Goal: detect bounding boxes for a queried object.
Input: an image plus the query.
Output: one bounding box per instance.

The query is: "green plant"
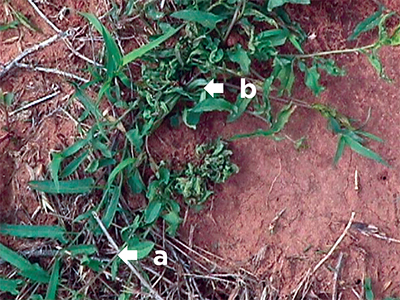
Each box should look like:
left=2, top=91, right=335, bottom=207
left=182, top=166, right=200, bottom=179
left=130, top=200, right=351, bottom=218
left=2, top=0, right=399, bottom=298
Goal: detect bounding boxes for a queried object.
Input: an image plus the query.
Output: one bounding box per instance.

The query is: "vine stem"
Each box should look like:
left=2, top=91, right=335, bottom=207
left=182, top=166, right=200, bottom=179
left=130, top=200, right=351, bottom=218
left=282, top=43, right=376, bottom=59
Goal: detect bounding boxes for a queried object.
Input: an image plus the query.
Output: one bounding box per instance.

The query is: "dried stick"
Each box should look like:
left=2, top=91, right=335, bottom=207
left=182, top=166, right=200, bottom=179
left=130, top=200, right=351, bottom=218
left=16, top=62, right=89, bottom=83
left=26, top=0, right=61, bottom=33
left=0, top=33, right=63, bottom=79
left=292, top=212, right=355, bottom=300
left=10, top=91, right=60, bottom=116
left=91, top=212, right=164, bottom=300
left=332, top=252, right=344, bottom=300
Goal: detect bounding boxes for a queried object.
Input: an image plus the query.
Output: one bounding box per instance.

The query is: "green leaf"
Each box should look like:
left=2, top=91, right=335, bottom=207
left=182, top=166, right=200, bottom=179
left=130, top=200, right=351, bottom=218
left=349, top=6, right=384, bottom=40
left=60, top=150, right=89, bottom=178
left=72, top=83, right=103, bottom=121
left=232, top=103, right=296, bottom=139
left=299, top=62, right=325, bottom=96
left=50, top=152, right=64, bottom=192
left=63, top=245, right=98, bottom=257
left=182, top=108, right=201, bottom=129
left=262, top=75, right=275, bottom=124
left=80, top=13, right=122, bottom=74
left=343, top=135, right=388, bottom=166
left=0, top=224, right=68, bottom=243
left=162, top=210, right=182, bottom=236
left=364, top=278, right=374, bottom=300
left=0, top=20, right=19, bottom=31
left=127, top=238, right=155, bottom=260
left=267, top=0, right=310, bottom=11
left=4, top=92, right=15, bottom=106
left=365, top=49, right=389, bottom=80
left=190, top=98, right=237, bottom=114
left=122, top=26, right=182, bottom=66
left=316, top=58, right=346, bottom=77
left=128, top=169, right=145, bottom=194
left=227, top=95, right=253, bottom=122
left=271, top=103, right=297, bottom=132
left=0, top=243, right=49, bottom=283
left=106, top=158, right=136, bottom=189
left=29, top=178, right=95, bottom=194
left=228, top=44, right=251, bottom=75
left=334, top=135, right=346, bottom=164
left=145, top=200, right=163, bottom=224
left=62, top=139, right=89, bottom=157
left=45, top=259, right=61, bottom=300
left=273, top=57, right=295, bottom=96
left=13, top=11, right=42, bottom=33
left=0, top=277, right=23, bottom=295
left=102, top=184, right=122, bottom=229
left=171, top=10, right=225, bottom=29
left=126, top=128, right=143, bottom=152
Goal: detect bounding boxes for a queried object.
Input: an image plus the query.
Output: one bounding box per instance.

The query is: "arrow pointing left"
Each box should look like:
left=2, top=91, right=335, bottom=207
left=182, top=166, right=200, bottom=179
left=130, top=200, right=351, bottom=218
left=204, top=79, right=224, bottom=97
left=118, top=246, right=138, bottom=265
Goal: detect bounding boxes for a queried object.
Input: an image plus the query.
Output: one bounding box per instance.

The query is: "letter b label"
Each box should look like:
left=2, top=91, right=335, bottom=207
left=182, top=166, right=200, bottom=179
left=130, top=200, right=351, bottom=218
left=240, top=78, right=256, bottom=99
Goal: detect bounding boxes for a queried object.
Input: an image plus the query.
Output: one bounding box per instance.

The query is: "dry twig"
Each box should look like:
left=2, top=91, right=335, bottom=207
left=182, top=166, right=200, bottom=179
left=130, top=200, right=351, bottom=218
left=292, top=212, right=355, bottom=300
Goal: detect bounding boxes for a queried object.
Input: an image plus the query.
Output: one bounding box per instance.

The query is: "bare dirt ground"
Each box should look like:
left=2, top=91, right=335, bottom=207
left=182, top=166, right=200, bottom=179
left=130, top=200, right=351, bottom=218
left=2, top=0, right=400, bottom=299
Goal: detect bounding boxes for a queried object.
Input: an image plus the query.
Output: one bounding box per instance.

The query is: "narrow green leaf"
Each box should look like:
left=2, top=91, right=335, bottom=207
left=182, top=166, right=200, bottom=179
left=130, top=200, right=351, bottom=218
left=80, top=13, right=122, bottom=73
left=63, top=245, right=98, bottom=257
left=102, top=184, right=122, bottom=228
left=171, top=10, right=225, bottom=29
left=267, top=0, right=310, bottom=11
left=349, top=6, right=384, bottom=40
left=0, top=243, right=49, bottom=283
left=343, top=135, right=388, bottom=166
left=106, top=158, right=136, bottom=188
left=0, top=277, right=23, bottom=295
left=29, top=178, right=95, bottom=194
left=364, top=278, right=374, bottom=300
left=190, top=98, right=237, bottom=114
left=72, top=83, right=103, bottom=120
left=13, top=11, right=42, bottom=32
left=61, top=139, right=89, bottom=157
left=334, top=135, right=346, bottom=164
left=0, top=224, right=68, bottom=244
left=356, top=130, right=383, bottom=142
left=122, top=26, right=182, bottom=66
left=60, top=150, right=89, bottom=178
left=262, top=75, right=275, bottom=124
left=45, top=259, right=61, bottom=300
left=0, top=20, right=19, bottom=31
left=50, top=153, right=63, bottom=192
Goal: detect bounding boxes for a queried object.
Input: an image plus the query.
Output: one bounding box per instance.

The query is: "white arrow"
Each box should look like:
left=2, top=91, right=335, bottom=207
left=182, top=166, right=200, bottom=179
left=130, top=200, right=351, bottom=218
left=204, top=79, right=224, bottom=97
left=118, top=246, right=138, bottom=265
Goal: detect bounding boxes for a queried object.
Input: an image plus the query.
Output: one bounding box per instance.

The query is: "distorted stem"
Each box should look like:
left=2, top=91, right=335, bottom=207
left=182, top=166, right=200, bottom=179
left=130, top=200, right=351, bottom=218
left=282, top=43, right=376, bottom=59
left=223, top=0, right=242, bottom=43
left=224, top=82, right=312, bottom=108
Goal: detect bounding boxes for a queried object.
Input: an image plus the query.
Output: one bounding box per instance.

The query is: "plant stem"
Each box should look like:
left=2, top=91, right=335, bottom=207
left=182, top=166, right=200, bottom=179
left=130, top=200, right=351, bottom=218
left=282, top=43, right=376, bottom=59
